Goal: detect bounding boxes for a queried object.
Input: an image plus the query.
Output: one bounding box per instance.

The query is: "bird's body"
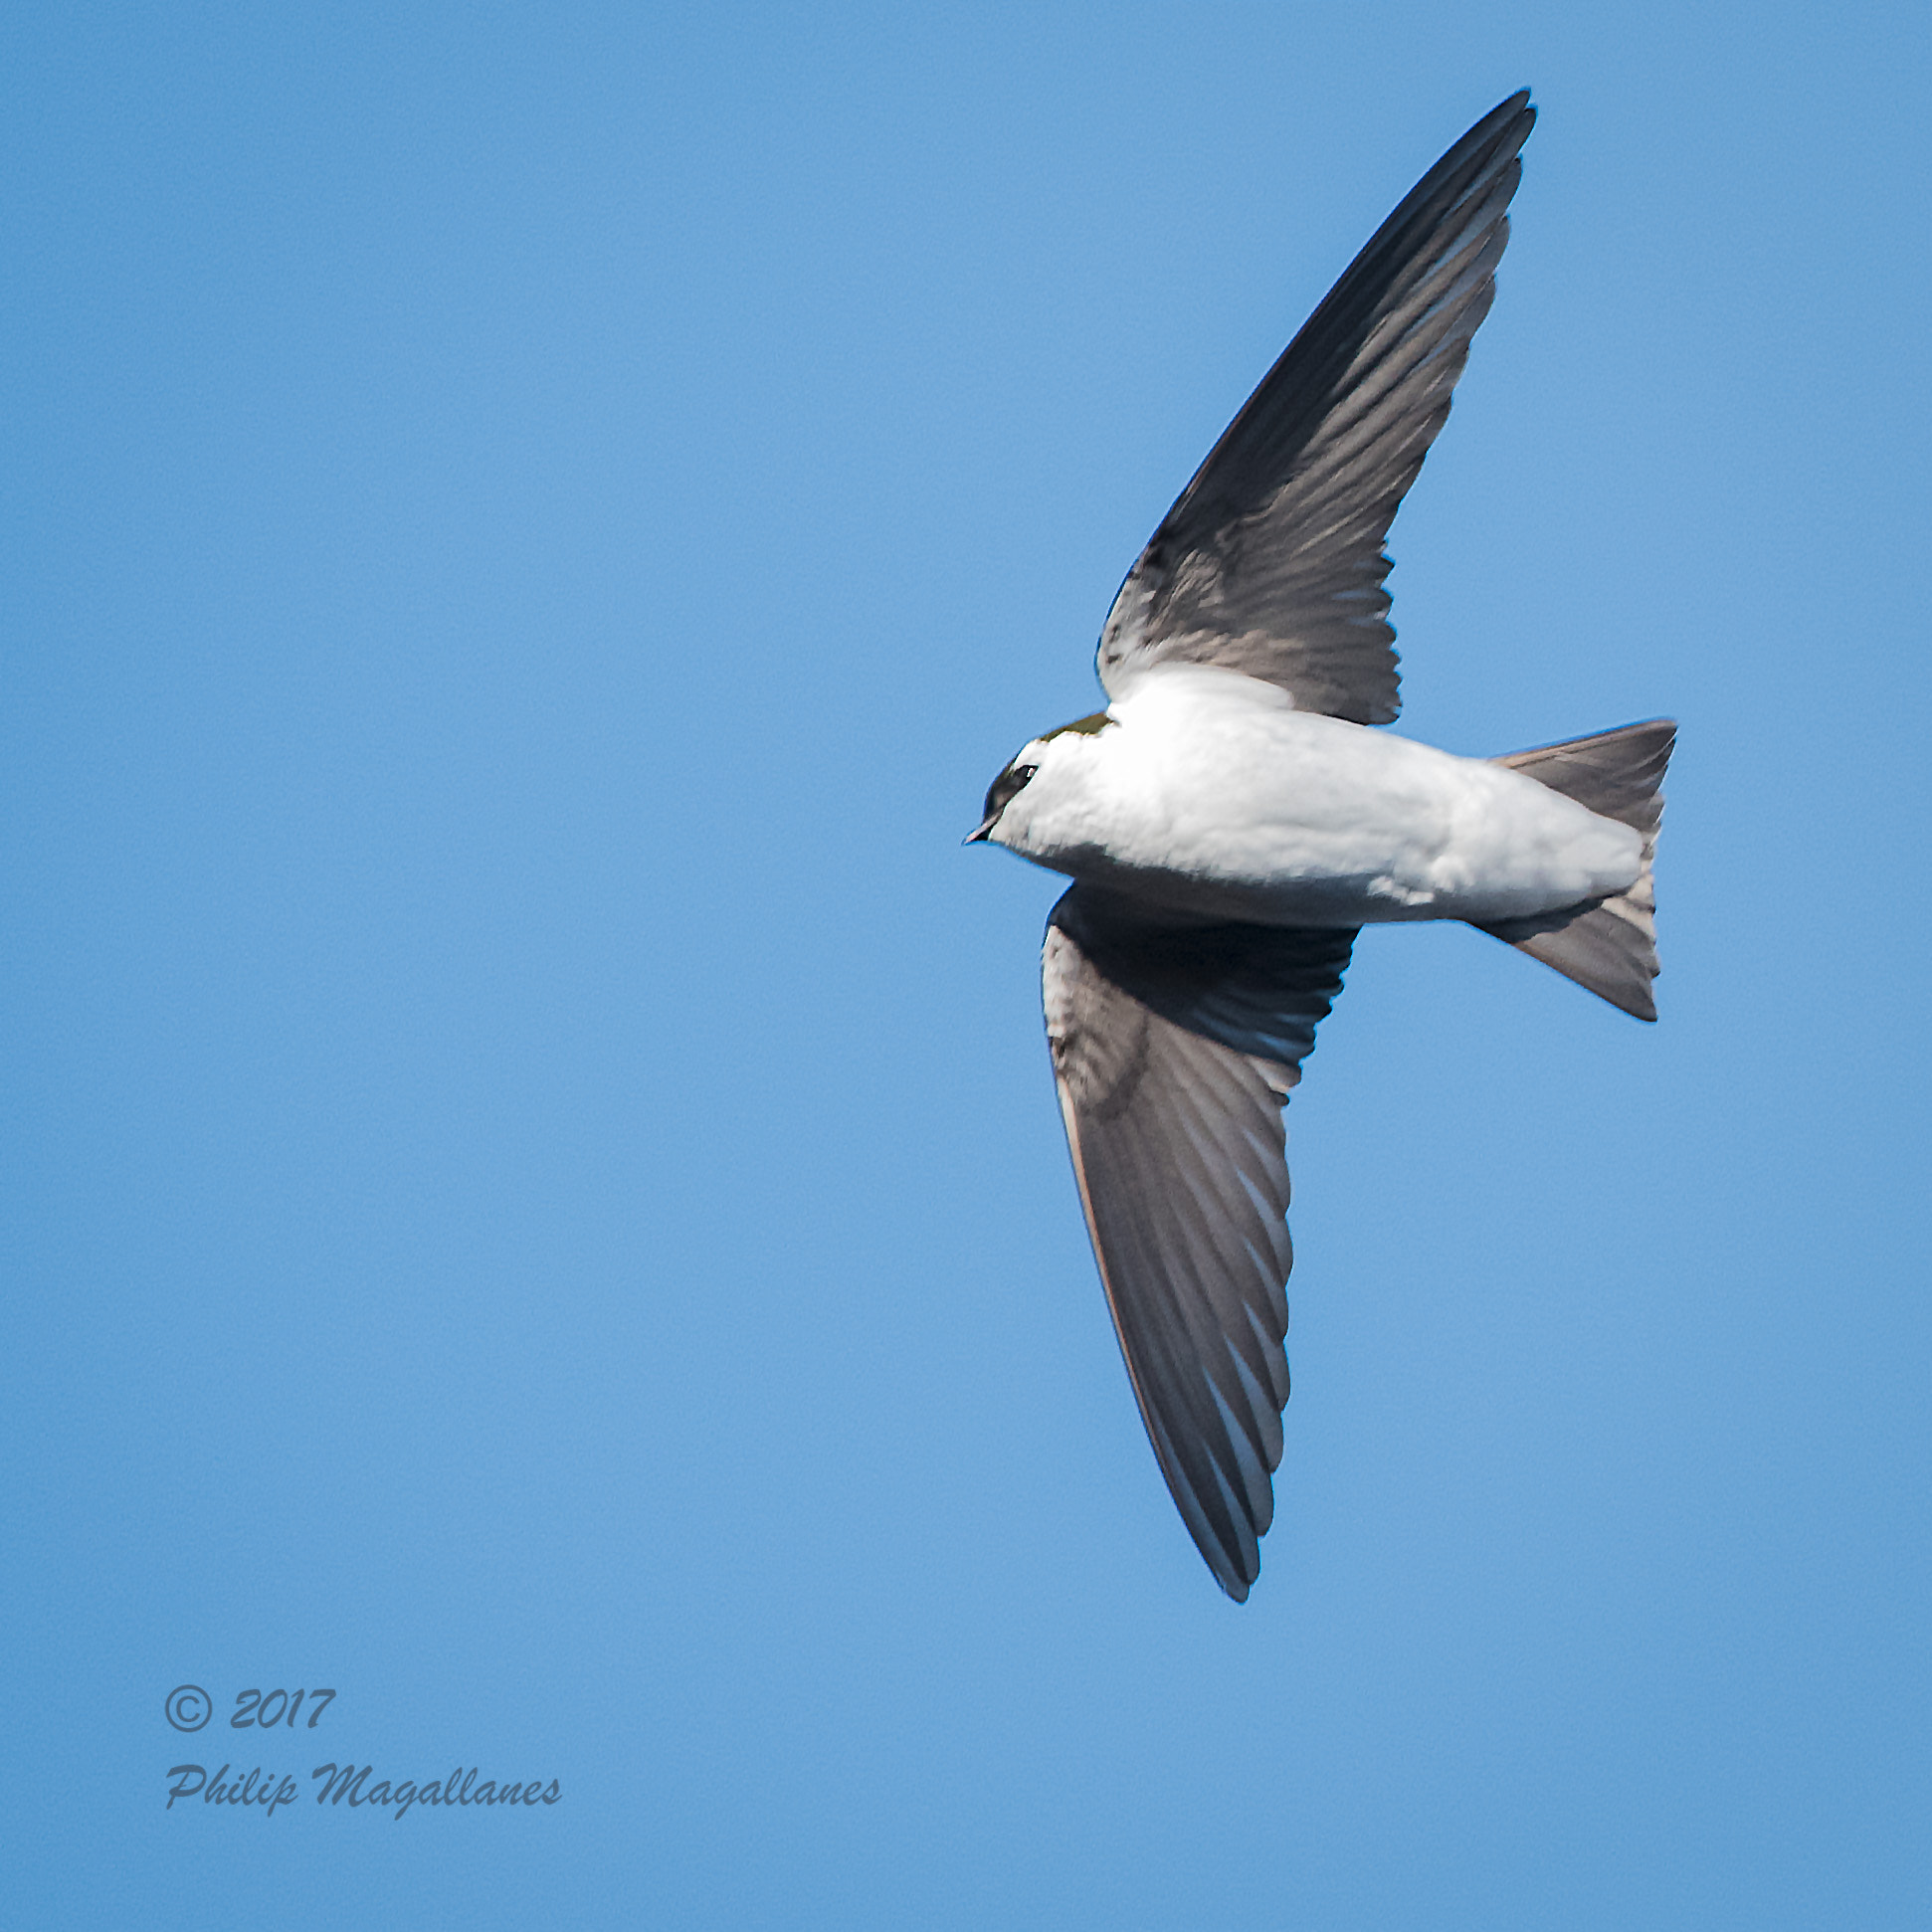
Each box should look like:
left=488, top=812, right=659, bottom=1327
left=969, top=92, right=1673, bottom=1601
left=989, top=664, right=1645, bottom=929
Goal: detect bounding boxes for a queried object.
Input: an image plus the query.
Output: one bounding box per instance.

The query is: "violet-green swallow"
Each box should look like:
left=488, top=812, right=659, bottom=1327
left=969, top=93, right=1672, bottom=1601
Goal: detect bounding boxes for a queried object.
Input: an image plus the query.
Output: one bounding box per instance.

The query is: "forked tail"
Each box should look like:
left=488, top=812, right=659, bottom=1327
left=1476, top=720, right=1677, bottom=1021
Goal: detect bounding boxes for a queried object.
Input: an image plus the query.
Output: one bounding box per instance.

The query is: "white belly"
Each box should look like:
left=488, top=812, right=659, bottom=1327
left=1005, top=668, right=1643, bottom=926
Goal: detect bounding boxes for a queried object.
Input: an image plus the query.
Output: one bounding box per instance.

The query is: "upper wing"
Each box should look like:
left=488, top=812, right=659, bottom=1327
left=1042, top=885, right=1355, bottom=1600
left=1097, top=92, right=1535, bottom=724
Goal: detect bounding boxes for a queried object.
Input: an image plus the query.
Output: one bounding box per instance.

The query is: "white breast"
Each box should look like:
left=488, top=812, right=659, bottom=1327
left=1000, top=666, right=1642, bottom=925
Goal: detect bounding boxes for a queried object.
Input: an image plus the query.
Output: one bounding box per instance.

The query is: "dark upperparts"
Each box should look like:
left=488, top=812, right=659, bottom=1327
left=1044, top=711, right=1113, bottom=740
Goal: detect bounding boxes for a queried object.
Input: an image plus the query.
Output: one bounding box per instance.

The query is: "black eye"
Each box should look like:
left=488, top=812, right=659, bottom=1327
left=983, top=762, right=1040, bottom=824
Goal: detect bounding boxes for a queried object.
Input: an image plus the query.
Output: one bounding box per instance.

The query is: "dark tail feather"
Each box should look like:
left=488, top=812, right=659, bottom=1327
left=1476, top=720, right=1676, bottom=1022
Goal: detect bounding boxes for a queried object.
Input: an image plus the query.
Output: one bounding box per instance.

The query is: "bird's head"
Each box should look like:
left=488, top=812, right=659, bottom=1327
left=966, top=710, right=1114, bottom=854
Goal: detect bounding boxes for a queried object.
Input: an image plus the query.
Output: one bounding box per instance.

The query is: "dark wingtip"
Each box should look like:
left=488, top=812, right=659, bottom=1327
left=1205, top=1536, right=1258, bottom=1603
left=1466, top=90, right=1535, bottom=157
left=1491, top=91, right=1536, bottom=144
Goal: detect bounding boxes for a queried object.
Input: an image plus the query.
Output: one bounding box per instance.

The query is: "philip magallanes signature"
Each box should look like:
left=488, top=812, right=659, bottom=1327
left=165, top=1762, right=562, bottom=1818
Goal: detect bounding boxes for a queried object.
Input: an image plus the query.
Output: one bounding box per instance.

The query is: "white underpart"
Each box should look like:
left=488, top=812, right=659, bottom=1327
left=992, top=665, right=1643, bottom=926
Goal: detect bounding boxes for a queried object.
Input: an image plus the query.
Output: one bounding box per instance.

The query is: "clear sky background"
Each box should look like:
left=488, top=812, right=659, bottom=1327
left=5, top=3, right=1929, bottom=1927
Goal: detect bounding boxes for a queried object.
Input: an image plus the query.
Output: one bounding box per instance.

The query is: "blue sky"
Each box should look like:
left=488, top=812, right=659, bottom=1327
left=4, top=3, right=1929, bottom=1926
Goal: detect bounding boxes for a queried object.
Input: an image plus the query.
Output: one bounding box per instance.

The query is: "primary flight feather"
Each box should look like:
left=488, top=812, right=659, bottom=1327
left=969, top=92, right=1673, bottom=1601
